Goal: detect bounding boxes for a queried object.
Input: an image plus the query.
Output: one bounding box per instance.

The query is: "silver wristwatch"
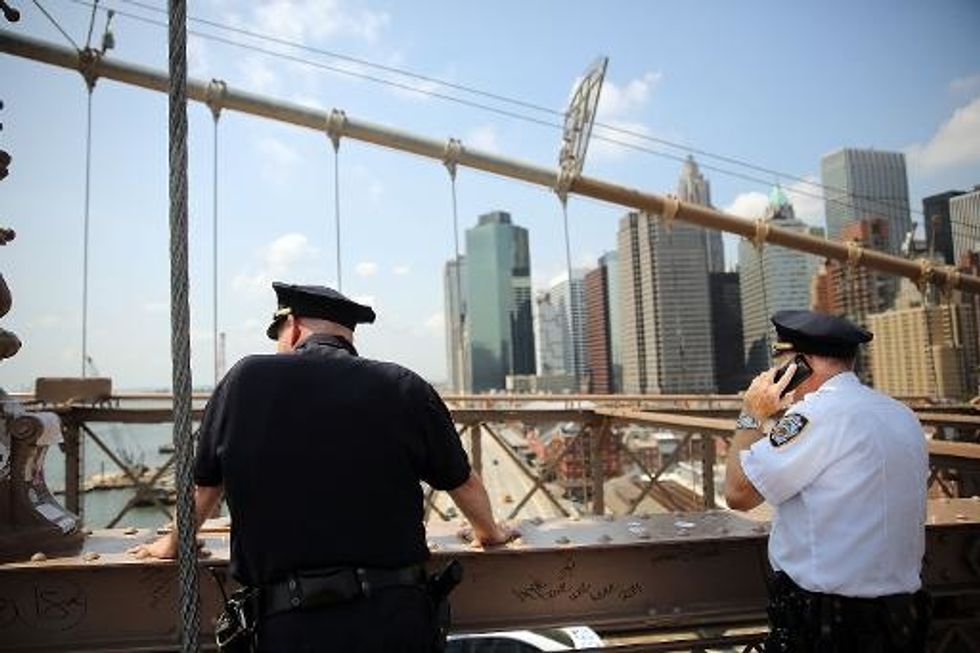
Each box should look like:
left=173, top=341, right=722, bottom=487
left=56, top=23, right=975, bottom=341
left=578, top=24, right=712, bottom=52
left=735, top=412, right=761, bottom=430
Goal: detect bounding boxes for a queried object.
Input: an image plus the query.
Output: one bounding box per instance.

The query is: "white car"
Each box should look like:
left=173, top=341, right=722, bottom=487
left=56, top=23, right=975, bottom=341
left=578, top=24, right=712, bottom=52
left=447, top=626, right=604, bottom=651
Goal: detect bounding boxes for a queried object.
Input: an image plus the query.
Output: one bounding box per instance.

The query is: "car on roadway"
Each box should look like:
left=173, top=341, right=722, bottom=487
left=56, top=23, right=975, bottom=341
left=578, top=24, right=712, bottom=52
left=447, top=626, right=604, bottom=651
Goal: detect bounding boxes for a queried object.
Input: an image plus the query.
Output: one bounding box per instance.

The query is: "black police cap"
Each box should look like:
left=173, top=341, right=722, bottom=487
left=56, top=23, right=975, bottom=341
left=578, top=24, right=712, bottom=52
left=771, top=309, right=872, bottom=358
left=266, top=282, right=376, bottom=340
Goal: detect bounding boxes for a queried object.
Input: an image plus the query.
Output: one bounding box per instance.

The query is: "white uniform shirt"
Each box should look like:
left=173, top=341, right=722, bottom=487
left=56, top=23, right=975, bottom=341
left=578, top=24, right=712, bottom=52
left=740, top=371, right=927, bottom=597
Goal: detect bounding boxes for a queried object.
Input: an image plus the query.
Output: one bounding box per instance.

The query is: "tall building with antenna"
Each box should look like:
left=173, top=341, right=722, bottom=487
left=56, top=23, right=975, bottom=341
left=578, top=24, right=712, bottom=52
left=677, top=155, right=725, bottom=272
left=617, top=210, right=715, bottom=393
left=739, top=186, right=821, bottom=375
left=465, top=211, right=535, bottom=392
left=821, top=148, right=912, bottom=255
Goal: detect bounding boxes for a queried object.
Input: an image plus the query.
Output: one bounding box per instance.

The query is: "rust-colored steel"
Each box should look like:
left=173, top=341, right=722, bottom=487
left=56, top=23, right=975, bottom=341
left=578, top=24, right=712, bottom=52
left=1, top=501, right=978, bottom=651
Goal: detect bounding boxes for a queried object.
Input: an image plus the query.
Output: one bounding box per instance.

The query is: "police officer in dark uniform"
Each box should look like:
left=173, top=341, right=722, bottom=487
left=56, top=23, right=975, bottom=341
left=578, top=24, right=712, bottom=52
left=725, top=310, right=930, bottom=652
left=136, top=282, right=514, bottom=652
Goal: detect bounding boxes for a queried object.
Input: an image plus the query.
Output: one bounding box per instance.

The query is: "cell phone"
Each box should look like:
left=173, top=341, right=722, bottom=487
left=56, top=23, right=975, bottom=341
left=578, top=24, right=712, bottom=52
left=773, top=354, right=813, bottom=397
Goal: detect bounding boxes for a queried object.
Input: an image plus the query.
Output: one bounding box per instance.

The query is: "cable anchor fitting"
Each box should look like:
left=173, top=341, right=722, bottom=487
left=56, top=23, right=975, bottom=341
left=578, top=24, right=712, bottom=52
left=78, top=47, right=102, bottom=92
left=752, top=218, right=771, bottom=251
left=205, top=79, right=227, bottom=121
left=916, top=258, right=936, bottom=292
left=660, top=194, right=680, bottom=232
left=443, top=137, right=462, bottom=181
left=325, top=109, right=347, bottom=152
left=845, top=241, right=863, bottom=268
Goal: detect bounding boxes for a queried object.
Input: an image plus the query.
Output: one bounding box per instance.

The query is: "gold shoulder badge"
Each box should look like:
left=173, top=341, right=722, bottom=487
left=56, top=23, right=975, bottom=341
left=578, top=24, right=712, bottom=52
left=770, top=413, right=809, bottom=448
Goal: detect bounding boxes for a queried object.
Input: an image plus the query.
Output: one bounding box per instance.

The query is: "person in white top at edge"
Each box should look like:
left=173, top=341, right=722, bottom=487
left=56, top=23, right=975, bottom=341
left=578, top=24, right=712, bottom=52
left=725, top=309, right=930, bottom=652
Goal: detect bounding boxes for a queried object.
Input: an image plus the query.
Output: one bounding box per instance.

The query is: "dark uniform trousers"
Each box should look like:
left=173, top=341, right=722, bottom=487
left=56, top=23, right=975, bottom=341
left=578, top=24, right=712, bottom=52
left=258, top=586, right=434, bottom=653
left=764, top=572, right=930, bottom=653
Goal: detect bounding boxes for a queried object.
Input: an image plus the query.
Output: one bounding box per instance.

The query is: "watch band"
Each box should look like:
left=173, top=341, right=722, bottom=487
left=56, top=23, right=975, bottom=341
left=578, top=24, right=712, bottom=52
left=735, top=411, right=761, bottom=430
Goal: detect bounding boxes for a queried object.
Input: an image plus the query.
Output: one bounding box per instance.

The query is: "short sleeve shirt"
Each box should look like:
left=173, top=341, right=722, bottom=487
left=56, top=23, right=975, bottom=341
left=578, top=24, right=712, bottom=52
left=740, top=372, right=927, bottom=597
left=193, top=334, right=471, bottom=585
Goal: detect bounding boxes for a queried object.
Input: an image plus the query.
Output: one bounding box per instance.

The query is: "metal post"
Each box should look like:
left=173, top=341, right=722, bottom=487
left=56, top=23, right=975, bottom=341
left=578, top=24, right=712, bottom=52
left=589, top=418, right=607, bottom=515
left=471, top=422, right=483, bottom=476
left=701, top=433, right=716, bottom=510
left=62, top=418, right=82, bottom=518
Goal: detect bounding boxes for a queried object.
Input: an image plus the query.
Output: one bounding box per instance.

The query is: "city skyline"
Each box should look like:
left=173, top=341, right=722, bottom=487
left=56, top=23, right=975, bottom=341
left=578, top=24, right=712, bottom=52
left=2, top=1, right=979, bottom=389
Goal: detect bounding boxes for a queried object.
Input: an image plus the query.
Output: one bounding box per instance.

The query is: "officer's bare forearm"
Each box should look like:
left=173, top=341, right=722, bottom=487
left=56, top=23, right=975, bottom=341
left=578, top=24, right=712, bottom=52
left=448, top=471, right=500, bottom=539
left=194, top=484, right=224, bottom=530
left=725, top=430, right=765, bottom=511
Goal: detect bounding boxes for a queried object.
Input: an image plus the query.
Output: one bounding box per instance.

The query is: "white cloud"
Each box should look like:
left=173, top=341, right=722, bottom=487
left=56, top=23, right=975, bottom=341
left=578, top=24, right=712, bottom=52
left=465, top=125, right=500, bottom=154
left=256, top=137, right=300, bottom=185
left=242, top=0, right=391, bottom=45
left=240, top=56, right=279, bottom=94
left=563, top=70, right=662, bottom=163
left=423, top=312, right=443, bottom=335
left=393, top=265, right=410, bottom=276
left=28, top=314, right=64, bottom=329
left=596, top=72, right=662, bottom=120
left=355, top=261, right=378, bottom=277
left=950, top=74, right=980, bottom=96
left=724, top=191, right=769, bottom=219
left=233, top=233, right=318, bottom=295
left=784, top=177, right=825, bottom=228
left=142, top=301, right=168, bottom=314
left=906, top=96, right=980, bottom=173
left=188, top=36, right=209, bottom=78
left=590, top=120, right=652, bottom=162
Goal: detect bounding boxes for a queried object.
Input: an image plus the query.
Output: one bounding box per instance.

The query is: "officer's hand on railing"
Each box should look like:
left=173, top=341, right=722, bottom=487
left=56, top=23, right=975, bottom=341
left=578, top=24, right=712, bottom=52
left=742, top=364, right=796, bottom=422
left=459, top=522, right=519, bottom=547
left=128, top=531, right=179, bottom=560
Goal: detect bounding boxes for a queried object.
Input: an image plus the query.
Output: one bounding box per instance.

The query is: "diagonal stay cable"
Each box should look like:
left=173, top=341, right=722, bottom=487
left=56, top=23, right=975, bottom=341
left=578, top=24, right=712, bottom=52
left=32, top=0, right=81, bottom=50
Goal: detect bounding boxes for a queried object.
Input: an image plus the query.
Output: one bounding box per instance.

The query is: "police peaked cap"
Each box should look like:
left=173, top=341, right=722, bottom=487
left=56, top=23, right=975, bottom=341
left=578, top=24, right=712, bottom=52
left=266, top=282, right=376, bottom=339
left=771, top=309, right=872, bottom=358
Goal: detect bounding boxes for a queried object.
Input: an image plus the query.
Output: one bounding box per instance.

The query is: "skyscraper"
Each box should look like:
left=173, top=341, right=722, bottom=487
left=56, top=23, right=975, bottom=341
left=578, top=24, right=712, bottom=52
left=739, top=186, right=821, bottom=375
left=465, top=211, right=535, bottom=391
left=617, top=211, right=715, bottom=393
left=443, top=255, right=467, bottom=391
left=553, top=271, right=587, bottom=382
left=709, top=272, right=746, bottom=393
left=951, top=187, right=980, bottom=266
left=677, top=155, right=725, bottom=273
left=923, top=190, right=965, bottom=265
left=821, top=148, right=912, bottom=255
left=584, top=252, right=622, bottom=394
left=535, top=289, right=566, bottom=375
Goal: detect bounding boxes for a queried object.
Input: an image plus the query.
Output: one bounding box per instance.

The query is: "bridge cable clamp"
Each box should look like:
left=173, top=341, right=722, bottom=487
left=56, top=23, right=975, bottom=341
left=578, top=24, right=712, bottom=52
left=325, top=109, right=347, bottom=151
left=204, top=79, right=227, bottom=121
left=78, top=47, right=102, bottom=91
left=845, top=241, right=863, bottom=269
left=443, top=137, right=462, bottom=181
left=752, top=218, right=771, bottom=250
left=916, top=258, right=936, bottom=292
left=661, top=194, right=680, bottom=232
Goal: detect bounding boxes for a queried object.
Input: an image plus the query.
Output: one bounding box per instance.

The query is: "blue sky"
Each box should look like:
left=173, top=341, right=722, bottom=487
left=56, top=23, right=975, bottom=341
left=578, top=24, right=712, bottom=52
left=1, top=0, right=979, bottom=390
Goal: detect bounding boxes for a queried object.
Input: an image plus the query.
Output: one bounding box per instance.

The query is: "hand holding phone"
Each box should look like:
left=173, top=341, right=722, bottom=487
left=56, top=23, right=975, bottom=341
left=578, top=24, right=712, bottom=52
left=773, top=354, right=813, bottom=398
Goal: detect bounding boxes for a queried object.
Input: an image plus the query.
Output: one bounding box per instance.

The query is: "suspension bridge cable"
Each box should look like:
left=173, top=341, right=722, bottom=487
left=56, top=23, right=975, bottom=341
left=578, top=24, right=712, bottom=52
left=69, top=0, right=930, bottom=225
left=31, top=0, right=80, bottom=50
left=332, top=141, right=342, bottom=291
left=81, top=87, right=92, bottom=377
left=166, top=0, right=201, bottom=649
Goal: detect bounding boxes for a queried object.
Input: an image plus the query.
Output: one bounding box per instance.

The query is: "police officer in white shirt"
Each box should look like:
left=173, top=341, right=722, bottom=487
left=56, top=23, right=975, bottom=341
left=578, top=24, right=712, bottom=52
left=725, top=309, right=930, bottom=652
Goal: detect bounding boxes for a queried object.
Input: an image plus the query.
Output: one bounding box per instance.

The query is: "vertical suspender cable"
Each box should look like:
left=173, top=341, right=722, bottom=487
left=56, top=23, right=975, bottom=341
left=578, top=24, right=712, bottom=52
left=449, top=170, right=467, bottom=393
left=81, top=87, right=92, bottom=377
left=167, top=1, right=200, bottom=650
left=560, top=200, right=578, bottom=390
left=332, top=141, right=342, bottom=291
left=211, top=111, right=219, bottom=385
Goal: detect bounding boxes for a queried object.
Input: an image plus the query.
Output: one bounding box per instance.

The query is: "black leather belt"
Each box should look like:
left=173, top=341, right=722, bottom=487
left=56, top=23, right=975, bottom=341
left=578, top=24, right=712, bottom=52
left=261, top=564, right=427, bottom=618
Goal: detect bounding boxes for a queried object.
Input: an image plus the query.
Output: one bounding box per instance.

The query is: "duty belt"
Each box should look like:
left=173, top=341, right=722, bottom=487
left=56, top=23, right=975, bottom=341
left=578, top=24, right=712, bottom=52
left=261, top=564, right=427, bottom=618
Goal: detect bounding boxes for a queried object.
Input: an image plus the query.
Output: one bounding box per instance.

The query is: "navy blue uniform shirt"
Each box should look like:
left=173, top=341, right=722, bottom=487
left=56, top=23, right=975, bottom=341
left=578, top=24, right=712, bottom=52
left=194, top=334, right=471, bottom=586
